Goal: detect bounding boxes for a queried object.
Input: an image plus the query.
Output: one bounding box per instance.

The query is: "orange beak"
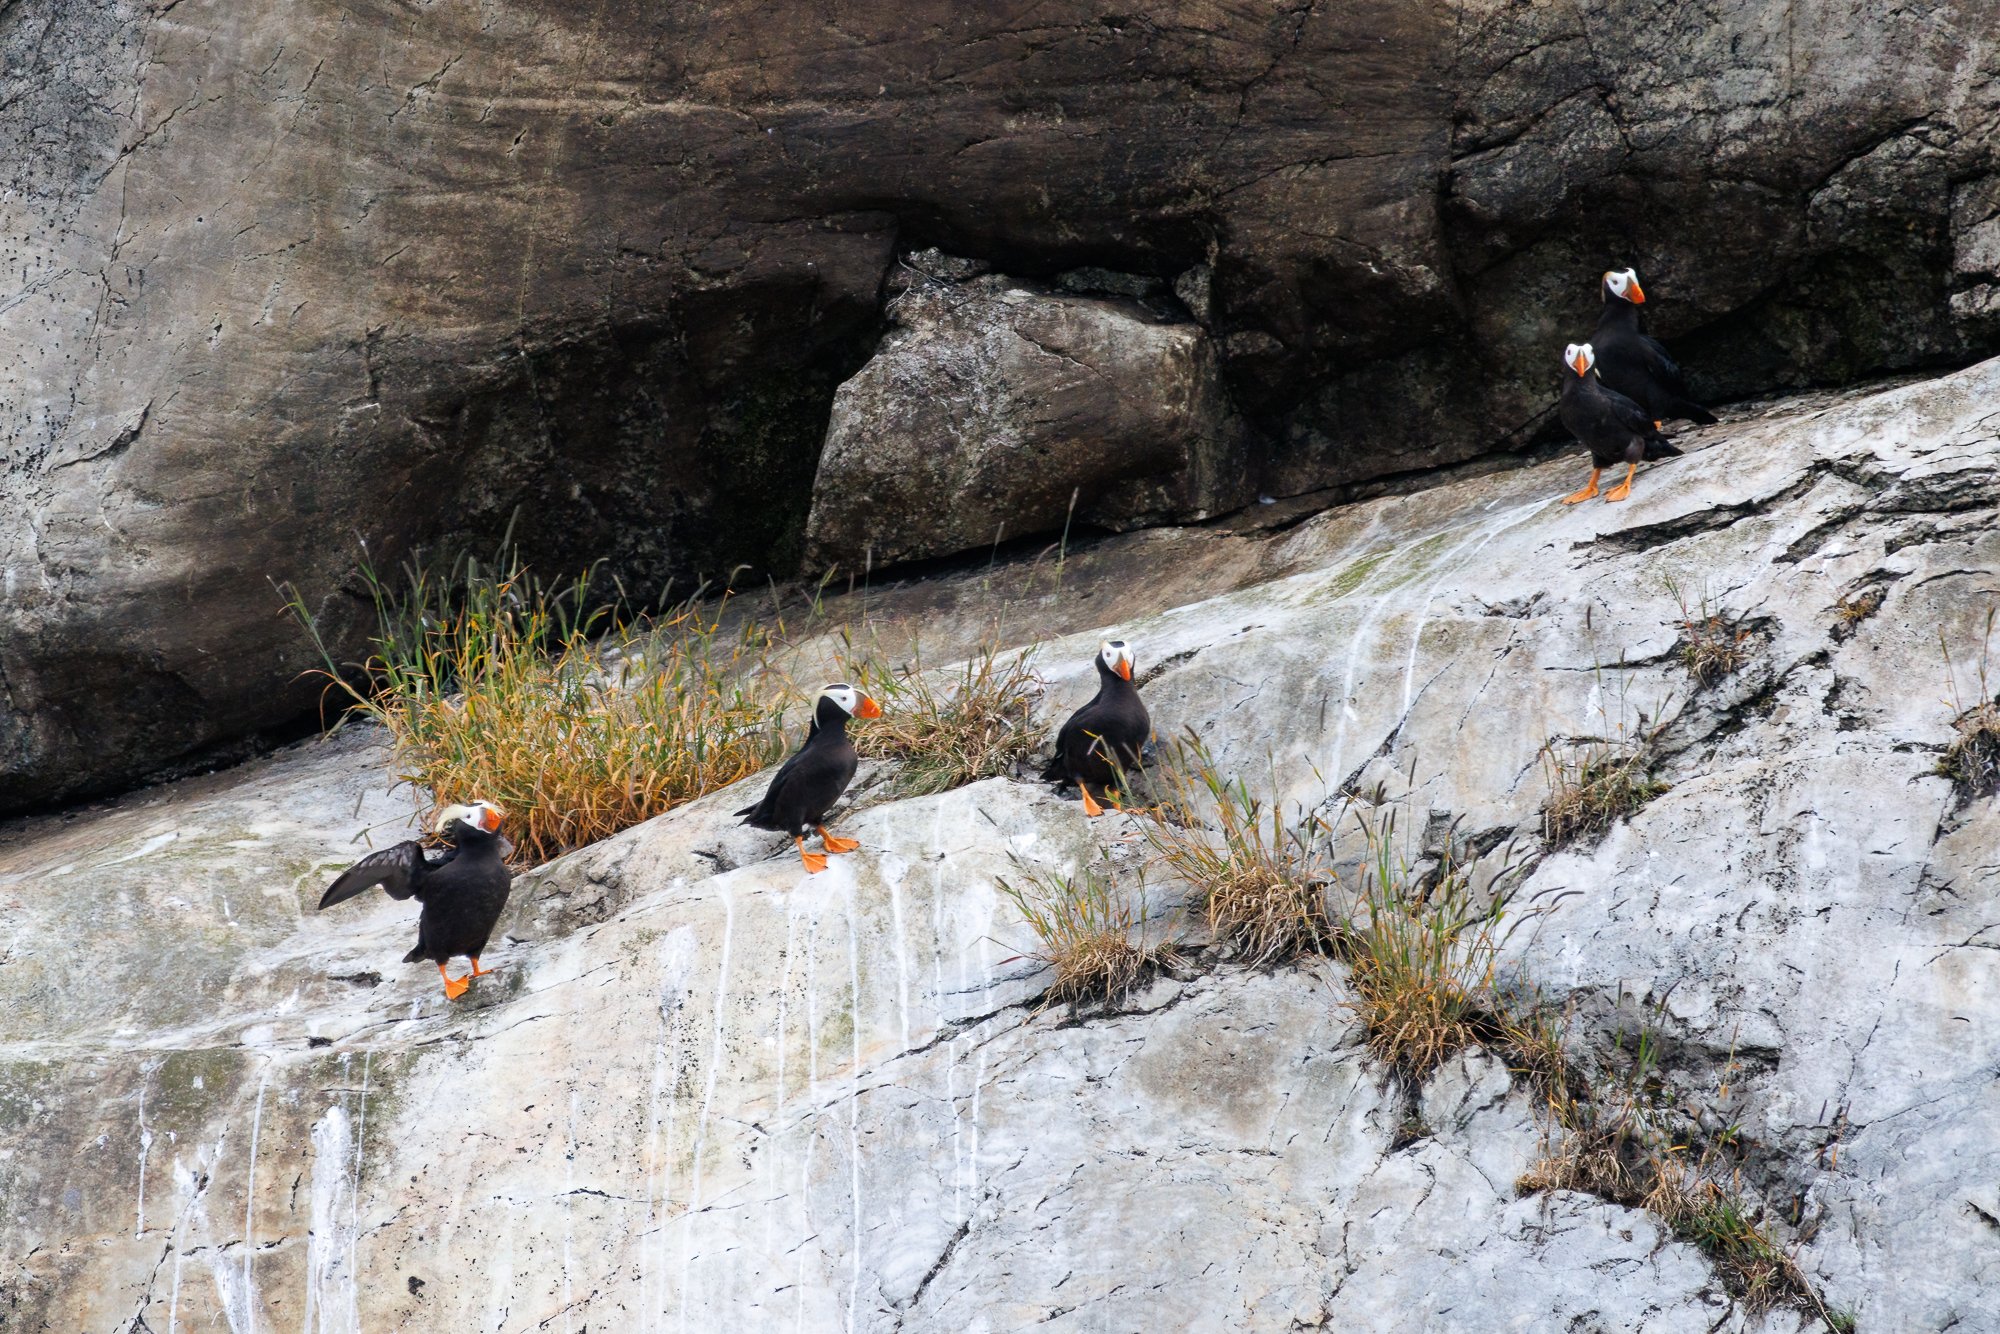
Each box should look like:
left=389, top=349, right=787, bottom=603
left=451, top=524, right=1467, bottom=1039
left=1626, top=278, right=1646, bottom=304
left=855, top=694, right=883, bottom=719
left=481, top=806, right=504, bottom=832
left=1115, top=658, right=1133, bottom=681
left=1570, top=352, right=1590, bottom=376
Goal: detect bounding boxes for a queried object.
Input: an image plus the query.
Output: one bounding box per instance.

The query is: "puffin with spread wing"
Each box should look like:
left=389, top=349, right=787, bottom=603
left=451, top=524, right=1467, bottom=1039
left=319, top=800, right=513, bottom=1000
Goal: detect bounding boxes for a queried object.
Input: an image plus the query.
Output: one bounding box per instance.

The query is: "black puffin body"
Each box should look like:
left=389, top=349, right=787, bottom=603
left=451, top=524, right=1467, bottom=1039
left=318, top=801, right=513, bottom=1000
left=1042, top=639, right=1151, bottom=816
left=1557, top=343, right=1681, bottom=504
left=1590, top=269, right=1719, bottom=427
left=738, top=683, right=881, bottom=872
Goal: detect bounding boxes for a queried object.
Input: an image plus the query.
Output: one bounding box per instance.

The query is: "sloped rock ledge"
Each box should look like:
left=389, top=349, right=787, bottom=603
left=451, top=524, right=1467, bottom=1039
left=3, top=361, right=1998, bottom=1329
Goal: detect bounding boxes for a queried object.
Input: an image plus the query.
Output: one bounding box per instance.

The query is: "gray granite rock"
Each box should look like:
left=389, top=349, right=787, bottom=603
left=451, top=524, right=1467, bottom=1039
left=804, top=276, right=1253, bottom=569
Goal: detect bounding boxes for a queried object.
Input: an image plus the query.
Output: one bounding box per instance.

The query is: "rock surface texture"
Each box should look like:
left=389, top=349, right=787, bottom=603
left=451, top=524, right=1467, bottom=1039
left=804, top=276, right=1252, bottom=567
left=5, top=0, right=2000, bottom=806
left=4, top=363, right=1996, bottom=1330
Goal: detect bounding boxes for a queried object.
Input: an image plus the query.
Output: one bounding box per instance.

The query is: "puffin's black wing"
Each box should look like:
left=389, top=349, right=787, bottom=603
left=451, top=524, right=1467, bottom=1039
left=736, top=747, right=808, bottom=823
left=1638, top=334, right=1691, bottom=397
left=1043, top=701, right=1098, bottom=782
left=318, top=840, right=438, bottom=909
left=1046, top=705, right=1137, bottom=785
left=1600, top=380, right=1684, bottom=459
left=1638, top=336, right=1720, bottom=425
left=1598, top=378, right=1660, bottom=438
left=738, top=739, right=859, bottom=833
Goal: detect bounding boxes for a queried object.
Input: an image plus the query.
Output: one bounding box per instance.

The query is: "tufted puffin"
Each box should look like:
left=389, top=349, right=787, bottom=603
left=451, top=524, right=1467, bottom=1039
left=318, top=800, right=513, bottom=1000
left=1558, top=343, right=1682, bottom=504
left=1041, top=639, right=1151, bottom=816
left=1591, top=268, right=1719, bottom=428
left=737, top=683, right=882, bottom=872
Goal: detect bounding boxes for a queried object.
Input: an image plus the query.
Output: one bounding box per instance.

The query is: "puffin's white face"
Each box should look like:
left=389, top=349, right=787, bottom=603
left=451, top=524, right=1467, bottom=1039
left=435, top=800, right=503, bottom=835
left=1603, top=268, right=1645, bottom=303
left=1564, top=343, right=1595, bottom=377
left=820, top=682, right=883, bottom=719
left=1099, top=639, right=1135, bottom=681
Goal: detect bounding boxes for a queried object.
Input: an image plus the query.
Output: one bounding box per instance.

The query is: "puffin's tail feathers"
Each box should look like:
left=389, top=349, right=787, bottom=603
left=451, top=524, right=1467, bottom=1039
left=1644, top=437, right=1684, bottom=461
left=733, top=804, right=756, bottom=818
left=1678, top=401, right=1720, bottom=426
left=1039, top=754, right=1067, bottom=783
left=402, top=944, right=426, bottom=963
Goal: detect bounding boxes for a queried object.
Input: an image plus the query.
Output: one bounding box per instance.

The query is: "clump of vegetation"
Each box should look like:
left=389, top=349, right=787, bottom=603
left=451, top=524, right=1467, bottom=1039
left=1142, top=735, right=1334, bottom=964
left=1941, top=702, right=2000, bottom=796
left=999, top=860, right=1177, bottom=1009
left=1513, top=1005, right=1848, bottom=1328
left=1145, top=744, right=1531, bottom=1081
left=849, top=644, right=1043, bottom=796
left=1646, top=1166, right=1820, bottom=1315
left=1938, top=607, right=2000, bottom=801
left=1667, top=577, right=1752, bottom=688
left=1513, top=1009, right=1665, bottom=1202
left=1334, top=811, right=1523, bottom=1082
left=1831, top=587, right=1885, bottom=640
left=1141, top=743, right=1535, bottom=1080
left=283, top=546, right=783, bottom=865
left=1540, top=737, right=1669, bottom=847
left=1494, top=997, right=1587, bottom=1120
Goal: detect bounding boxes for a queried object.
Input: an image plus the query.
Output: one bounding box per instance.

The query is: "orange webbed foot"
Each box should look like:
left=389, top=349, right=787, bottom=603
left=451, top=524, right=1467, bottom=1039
left=1602, top=480, right=1634, bottom=503
left=817, top=826, right=860, bottom=854
left=1561, top=481, right=1601, bottom=505
left=1080, top=787, right=1105, bottom=817
left=469, top=957, right=496, bottom=978
left=796, top=837, right=829, bottom=874
left=437, top=963, right=471, bottom=1001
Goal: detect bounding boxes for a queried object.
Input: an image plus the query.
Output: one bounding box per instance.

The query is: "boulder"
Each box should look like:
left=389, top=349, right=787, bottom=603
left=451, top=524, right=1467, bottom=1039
left=803, top=275, right=1253, bottom=568
left=4, top=363, right=1997, bottom=1329
left=4, top=0, right=2000, bottom=807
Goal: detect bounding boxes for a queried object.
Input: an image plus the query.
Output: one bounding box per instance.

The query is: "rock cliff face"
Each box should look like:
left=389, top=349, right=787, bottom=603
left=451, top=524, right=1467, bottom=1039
left=3, top=362, right=1995, bottom=1330
left=5, top=0, right=2000, bottom=808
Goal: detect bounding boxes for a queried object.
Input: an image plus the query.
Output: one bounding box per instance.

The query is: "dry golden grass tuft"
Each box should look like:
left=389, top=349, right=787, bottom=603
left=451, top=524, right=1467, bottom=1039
left=1334, top=812, right=1523, bottom=1082
left=283, top=549, right=783, bottom=865
left=1142, top=734, right=1334, bottom=964
left=849, top=644, right=1043, bottom=796
left=1540, top=737, right=1669, bottom=847
left=1942, top=701, right=2000, bottom=796
left=1938, top=608, right=2000, bottom=801
left=999, top=861, right=1177, bottom=1009
left=1831, top=587, right=1885, bottom=639
left=1667, top=577, right=1752, bottom=688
